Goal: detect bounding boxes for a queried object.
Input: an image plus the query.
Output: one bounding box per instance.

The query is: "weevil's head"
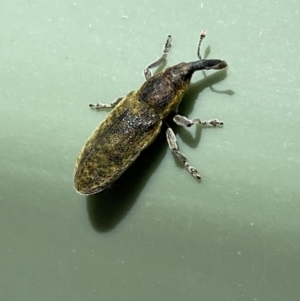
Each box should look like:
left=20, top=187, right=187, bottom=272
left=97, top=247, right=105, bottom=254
left=138, top=64, right=193, bottom=117
left=138, top=60, right=227, bottom=118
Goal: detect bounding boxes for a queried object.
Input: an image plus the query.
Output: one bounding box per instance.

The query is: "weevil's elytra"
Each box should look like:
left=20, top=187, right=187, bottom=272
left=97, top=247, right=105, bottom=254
left=74, top=30, right=227, bottom=195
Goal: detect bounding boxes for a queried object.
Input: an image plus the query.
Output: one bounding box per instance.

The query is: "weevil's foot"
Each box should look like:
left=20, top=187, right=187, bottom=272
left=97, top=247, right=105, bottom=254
left=207, top=119, right=224, bottom=127
left=191, top=168, right=201, bottom=180
left=89, top=103, right=99, bottom=109
left=185, top=163, right=201, bottom=180
left=89, top=103, right=112, bottom=109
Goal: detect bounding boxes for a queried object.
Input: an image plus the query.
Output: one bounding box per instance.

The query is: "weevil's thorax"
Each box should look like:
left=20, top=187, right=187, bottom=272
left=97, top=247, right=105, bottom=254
left=138, top=62, right=193, bottom=119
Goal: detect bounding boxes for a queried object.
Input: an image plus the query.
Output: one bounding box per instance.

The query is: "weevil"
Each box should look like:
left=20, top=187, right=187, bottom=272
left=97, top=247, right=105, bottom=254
left=74, top=30, right=227, bottom=195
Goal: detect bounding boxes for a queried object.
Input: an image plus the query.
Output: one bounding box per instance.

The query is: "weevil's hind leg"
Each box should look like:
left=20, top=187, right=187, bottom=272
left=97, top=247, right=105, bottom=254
left=144, top=35, right=172, bottom=80
left=173, top=114, right=224, bottom=127
left=89, top=97, right=123, bottom=110
left=166, top=126, right=201, bottom=180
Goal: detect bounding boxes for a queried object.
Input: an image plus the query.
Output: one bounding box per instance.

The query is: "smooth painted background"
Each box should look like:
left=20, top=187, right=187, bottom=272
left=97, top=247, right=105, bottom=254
left=1, top=0, right=300, bottom=300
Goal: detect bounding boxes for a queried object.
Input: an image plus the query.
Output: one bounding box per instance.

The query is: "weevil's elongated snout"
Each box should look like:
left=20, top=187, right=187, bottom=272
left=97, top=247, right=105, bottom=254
left=189, top=59, right=227, bottom=72
left=168, top=59, right=227, bottom=84
left=210, top=60, right=227, bottom=69
left=166, top=59, right=227, bottom=87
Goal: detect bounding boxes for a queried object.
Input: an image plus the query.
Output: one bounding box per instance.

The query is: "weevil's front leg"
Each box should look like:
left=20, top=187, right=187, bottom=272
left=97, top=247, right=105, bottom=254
left=166, top=127, right=201, bottom=180
left=89, top=97, right=123, bottom=110
left=173, top=114, right=224, bottom=127
left=144, top=35, right=172, bottom=80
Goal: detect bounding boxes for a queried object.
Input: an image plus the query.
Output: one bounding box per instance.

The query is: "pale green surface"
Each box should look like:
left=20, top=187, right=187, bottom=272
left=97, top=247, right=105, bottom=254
left=1, top=0, right=300, bottom=300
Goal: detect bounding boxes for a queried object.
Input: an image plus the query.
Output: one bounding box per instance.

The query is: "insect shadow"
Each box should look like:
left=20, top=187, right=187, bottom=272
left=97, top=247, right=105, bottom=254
left=86, top=51, right=234, bottom=232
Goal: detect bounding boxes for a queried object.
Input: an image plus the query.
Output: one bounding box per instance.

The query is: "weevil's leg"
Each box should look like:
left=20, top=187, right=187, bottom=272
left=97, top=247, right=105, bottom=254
left=144, top=35, right=172, bottom=80
left=197, top=29, right=207, bottom=60
left=166, top=126, right=201, bottom=180
left=173, top=114, right=224, bottom=127
left=89, top=97, right=123, bottom=109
